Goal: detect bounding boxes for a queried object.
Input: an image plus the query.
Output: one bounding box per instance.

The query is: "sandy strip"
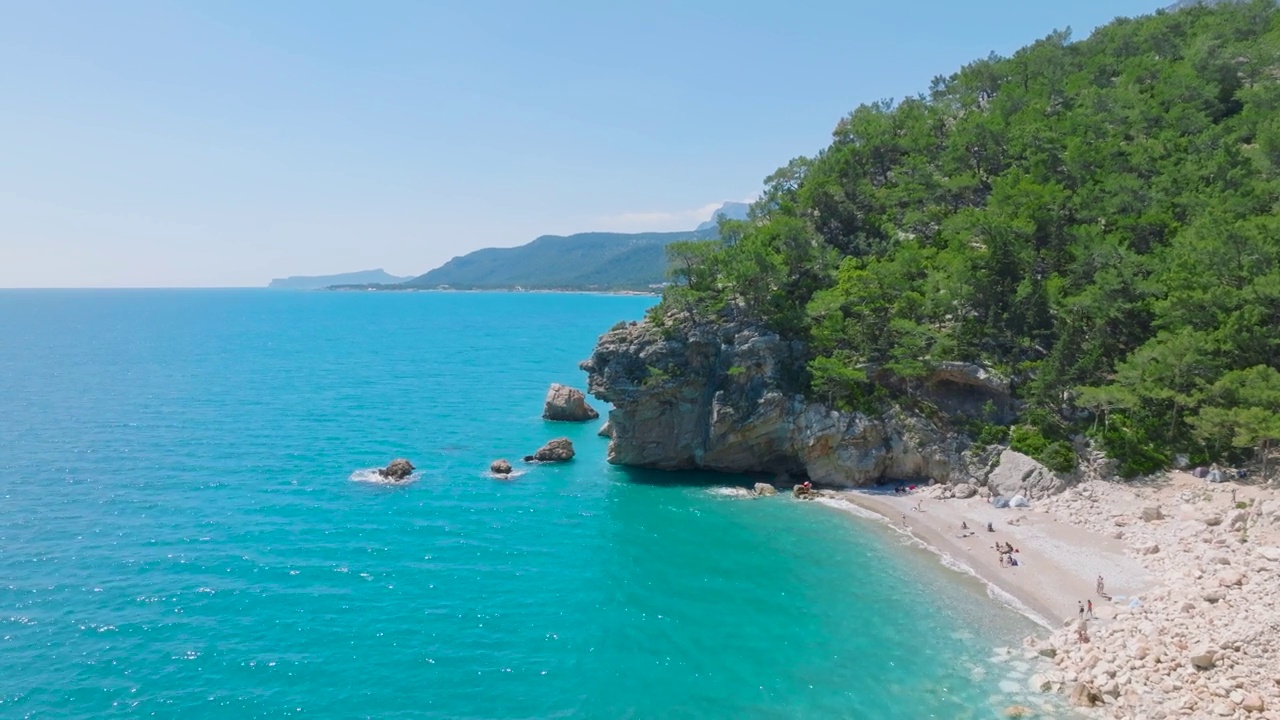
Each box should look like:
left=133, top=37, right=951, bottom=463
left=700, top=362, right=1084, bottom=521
left=817, top=489, right=1151, bottom=631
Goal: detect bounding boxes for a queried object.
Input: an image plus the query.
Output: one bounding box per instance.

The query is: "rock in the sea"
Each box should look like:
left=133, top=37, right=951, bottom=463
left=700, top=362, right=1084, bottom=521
left=490, top=459, right=512, bottom=475
left=378, top=458, right=415, bottom=481
left=793, top=483, right=814, bottom=499
left=953, top=482, right=977, bottom=499
left=530, top=438, right=575, bottom=462
left=542, top=383, right=599, bottom=422
left=753, top=482, right=777, bottom=496
left=597, top=420, right=612, bottom=438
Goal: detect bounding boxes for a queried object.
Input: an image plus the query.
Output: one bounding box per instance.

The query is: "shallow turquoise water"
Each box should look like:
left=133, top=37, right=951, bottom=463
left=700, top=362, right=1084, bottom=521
left=1, top=290, right=1053, bottom=718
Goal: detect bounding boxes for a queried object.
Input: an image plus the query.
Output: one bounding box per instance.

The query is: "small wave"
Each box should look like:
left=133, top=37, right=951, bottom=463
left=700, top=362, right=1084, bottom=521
left=349, top=469, right=420, bottom=486
left=487, top=469, right=528, bottom=481
left=707, top=487, right=755, bottom=499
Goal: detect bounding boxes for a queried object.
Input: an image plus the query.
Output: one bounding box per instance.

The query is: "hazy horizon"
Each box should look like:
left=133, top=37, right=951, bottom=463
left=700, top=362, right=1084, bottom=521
left=2, top=0, right=1161, bottom=288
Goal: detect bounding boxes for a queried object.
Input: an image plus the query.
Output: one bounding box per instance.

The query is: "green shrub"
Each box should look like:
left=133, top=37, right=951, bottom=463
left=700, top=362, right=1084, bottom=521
left=1039, top=441, right=1078, bottom=473
left=1010, top=425, right=1050, bottom=457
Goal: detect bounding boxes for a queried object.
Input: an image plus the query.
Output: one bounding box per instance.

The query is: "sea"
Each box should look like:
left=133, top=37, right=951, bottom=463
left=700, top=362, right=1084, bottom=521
left=0, top=289, right=1068, bottom=719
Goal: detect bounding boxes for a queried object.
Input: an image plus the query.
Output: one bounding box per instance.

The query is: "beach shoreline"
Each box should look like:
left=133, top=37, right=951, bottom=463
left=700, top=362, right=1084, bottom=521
left=814, top=488, right=1151, bottom=633
left=800, top=473, right=1280, bottom=718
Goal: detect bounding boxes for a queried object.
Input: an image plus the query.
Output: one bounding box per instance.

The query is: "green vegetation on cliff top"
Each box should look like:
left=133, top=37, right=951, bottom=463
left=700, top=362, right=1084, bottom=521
left=658, top=0, right=1280, bottom=477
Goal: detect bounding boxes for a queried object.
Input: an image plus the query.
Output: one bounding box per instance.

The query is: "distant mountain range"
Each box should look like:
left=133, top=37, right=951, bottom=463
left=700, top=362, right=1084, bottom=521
left=274, top=200, right=751, bottom=292
left=268, top=268, right=412, bottom=290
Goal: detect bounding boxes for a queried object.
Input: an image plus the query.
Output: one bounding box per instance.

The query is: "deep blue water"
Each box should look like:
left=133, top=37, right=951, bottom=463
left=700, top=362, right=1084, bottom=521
left=1, top=290, right=1056, bottom=718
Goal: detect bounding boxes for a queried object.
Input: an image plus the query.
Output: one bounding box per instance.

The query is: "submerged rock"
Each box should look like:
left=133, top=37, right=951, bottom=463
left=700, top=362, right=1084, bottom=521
left=542, top=383, right=599, bottom=422
left=490, top=459, right=512, bottom=476
left=530, top=438, right=575, bottom=463
left=378, top=458, right=415, bottom=481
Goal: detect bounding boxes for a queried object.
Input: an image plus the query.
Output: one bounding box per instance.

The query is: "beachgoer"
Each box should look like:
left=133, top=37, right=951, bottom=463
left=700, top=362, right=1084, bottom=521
left=1096, top=575, right=1105, bottom=596
left=987, top=522, right=994, bottom=533
left=1086, top=599, right=1094, bottom=619
left=1078, top=601, right=1084, bottom=619
left=961, top=521, right=969, bottom=531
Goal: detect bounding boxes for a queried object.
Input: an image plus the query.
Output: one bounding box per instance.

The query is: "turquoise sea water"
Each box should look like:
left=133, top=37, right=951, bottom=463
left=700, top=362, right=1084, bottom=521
left=1, top=290, right=1057, bottom=719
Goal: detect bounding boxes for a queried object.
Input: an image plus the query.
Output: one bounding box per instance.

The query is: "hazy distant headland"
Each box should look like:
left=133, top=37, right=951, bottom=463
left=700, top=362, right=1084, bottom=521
left=267, top=269, right=412, bottom=290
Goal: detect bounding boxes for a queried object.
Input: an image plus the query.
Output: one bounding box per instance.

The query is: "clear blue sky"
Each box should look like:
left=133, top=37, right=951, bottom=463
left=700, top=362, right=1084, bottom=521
left=1, top=0, right=1163, bottom=287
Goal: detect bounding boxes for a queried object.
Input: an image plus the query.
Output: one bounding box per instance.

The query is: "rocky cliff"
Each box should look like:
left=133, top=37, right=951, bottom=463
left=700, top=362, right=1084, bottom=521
left=581, top=318, right=1069, bottom=495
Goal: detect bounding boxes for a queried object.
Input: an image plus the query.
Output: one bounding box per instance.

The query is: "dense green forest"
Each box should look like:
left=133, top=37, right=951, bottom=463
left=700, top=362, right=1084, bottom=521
left=658, top=0, right=1280, bottom=477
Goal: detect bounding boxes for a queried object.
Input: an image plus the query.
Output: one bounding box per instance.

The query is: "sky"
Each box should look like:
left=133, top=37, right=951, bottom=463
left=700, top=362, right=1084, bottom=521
left=0, top=0, right=1166, bottom=287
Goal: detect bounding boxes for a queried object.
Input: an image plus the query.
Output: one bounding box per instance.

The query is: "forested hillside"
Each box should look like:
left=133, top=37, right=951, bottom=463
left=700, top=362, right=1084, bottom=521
left=659, top=0, right=1280, bottom=476
left=405, top=231, right=699, bottom=291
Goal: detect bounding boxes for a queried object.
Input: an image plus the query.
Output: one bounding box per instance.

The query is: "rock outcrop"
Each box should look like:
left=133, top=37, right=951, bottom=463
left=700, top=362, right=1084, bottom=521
left=986, top=449, right=1072, bottom=500
left=378, top=458, right=415, bottom=481
left=581, top=319, right=1039, bottom=489
left=490, top=459, right=512, bottom=476
left=753, top=482, right=777, bottom=496
left=528, top=438, right=575, bottom=463
left=542, top=383, right=599, bottom=422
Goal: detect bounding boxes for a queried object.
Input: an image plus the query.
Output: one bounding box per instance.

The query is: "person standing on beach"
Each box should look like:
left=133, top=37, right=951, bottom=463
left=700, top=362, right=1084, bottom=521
left=1078, top=601, right=1085, bottom=620
left=1096, top=575, right=1105, bottom=596
left=1086, top=599, right=1094, bottom=619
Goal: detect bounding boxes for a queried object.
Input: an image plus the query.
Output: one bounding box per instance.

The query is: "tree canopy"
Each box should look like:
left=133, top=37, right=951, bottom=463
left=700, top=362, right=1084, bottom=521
left=658, top=0, right=1280, bottom=477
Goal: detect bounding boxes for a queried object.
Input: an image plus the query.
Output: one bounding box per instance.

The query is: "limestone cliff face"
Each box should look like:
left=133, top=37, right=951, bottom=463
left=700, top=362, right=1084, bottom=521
left=581, top=318, right=1065, bottom=493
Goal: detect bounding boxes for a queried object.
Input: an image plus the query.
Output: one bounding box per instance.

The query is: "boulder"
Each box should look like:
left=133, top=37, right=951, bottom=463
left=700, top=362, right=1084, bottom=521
left=1140, top=542, right=1161, bottom=555
left=1216, top=570, right=1244, bottom=587
left=597, top=420, right=612, bottom=438
left=1241, top=693, right=1265, bottom=712
left=986, top=449, right=1068, bottom=499
left=1140, top=505, right=1163, bottom=522
left=1068, top=682, right=1103, bottom=707
left=378, top=458, right=414, bottom=481
left=1203, top=513, right=1224, bottom=527
left=953, top=483, right=977, bottom=499
left=793, top=484, right=814, bottom=499
left=753, top=482, right=778, bottom=496
left=542, top=383, right=599, bottom=422
left=1258, top=546, right=1280, bottom=562
left=490, top=459, right=512, bottom=476
left=530, top=438, right=575, bottom=462
left=1190, top=647, right=1217, bottom=669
